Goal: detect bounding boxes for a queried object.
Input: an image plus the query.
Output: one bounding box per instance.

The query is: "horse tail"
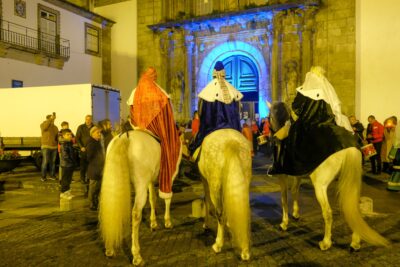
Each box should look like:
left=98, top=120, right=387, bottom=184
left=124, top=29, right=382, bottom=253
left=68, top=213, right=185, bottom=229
left=338, top=147, right=390, bottom=247
left=223, top=140, right=251, bottom=252
left=99, top=133, right=132, bottom=253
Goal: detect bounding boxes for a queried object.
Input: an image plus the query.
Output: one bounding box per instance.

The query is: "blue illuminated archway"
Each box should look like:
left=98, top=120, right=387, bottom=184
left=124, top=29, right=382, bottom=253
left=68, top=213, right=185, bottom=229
left=198, top=41, right=270, bottom=118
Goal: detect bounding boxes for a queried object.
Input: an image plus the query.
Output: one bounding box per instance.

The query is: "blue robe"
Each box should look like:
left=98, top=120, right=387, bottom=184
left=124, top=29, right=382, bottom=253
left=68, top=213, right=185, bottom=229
left=189, top=99, right=241, bottom=154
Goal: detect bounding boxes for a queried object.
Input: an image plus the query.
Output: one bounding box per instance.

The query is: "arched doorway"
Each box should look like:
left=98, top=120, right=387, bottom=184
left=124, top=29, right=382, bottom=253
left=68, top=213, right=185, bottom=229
left=198, top=41, right=269, bottom=120
left=221, top=55, right=259, bottom=120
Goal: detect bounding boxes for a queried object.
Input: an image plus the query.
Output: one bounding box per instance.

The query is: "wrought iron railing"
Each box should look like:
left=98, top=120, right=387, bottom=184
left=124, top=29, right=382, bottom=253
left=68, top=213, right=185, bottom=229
left=0, top=20, right=70, bottom=59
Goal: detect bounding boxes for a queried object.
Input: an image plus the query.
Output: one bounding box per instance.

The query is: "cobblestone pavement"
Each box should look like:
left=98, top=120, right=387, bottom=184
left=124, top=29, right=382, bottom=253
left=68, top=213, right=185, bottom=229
left=0, top=155, right=399, bottom=267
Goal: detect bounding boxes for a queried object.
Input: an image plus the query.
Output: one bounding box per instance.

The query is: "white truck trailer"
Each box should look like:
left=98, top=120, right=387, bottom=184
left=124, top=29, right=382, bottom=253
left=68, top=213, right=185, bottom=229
left=0, top=84, right=120, bottom=166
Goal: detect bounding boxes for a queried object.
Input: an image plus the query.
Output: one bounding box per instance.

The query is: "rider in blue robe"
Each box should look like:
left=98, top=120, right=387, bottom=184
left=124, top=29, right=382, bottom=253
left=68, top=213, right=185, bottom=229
left=189, top=61, right=243, bottom=154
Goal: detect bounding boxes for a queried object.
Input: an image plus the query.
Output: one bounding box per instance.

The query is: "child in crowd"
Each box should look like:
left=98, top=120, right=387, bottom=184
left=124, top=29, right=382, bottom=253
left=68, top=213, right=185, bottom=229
left=86, top=126, right=104, bottom=211
left=59, top=129, right=76, bottom=200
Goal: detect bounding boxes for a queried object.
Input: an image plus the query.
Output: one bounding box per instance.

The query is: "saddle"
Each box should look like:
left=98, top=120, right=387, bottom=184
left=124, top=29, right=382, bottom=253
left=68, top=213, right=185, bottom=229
left=119, top=122, right=161, bottom=143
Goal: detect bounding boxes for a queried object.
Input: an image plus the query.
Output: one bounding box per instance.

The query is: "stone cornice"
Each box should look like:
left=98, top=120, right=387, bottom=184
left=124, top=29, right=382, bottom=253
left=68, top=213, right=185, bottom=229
left=43, top=0, right=115, bottom=27
left=148, top=0, right=320, bottom=32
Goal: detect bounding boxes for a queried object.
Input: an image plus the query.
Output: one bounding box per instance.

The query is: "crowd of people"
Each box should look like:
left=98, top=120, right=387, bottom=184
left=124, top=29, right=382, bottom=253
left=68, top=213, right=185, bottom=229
left=349, top=114, right=399, bottom=175
left=40, top=113, right=115, bottom=210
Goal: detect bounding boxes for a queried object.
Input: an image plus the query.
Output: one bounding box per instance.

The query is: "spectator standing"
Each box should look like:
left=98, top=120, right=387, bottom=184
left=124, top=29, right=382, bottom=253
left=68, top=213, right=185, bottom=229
left=262, top=117, right=271, bottom=136
left=382, top=116, right=397, bottom=173
left=191, top=110, right=200, bottom=138
left=98, top=119, right=113, bottom=154
left=366, top=115, right=384, bottom=174
left=86, top=126, right=104, bottom=211
left=58, top=121, right=73, bottom=178
left=349, top=115, right=365, bottom=146
left=242, top=120, right=254, bottom=157
left=40, top=113, right=59, bottom=182
left=59, top=129, right=76, bottom=200
left=76, top=115, right=94, bottom=184
left=251, top=119, right=260, bottom=155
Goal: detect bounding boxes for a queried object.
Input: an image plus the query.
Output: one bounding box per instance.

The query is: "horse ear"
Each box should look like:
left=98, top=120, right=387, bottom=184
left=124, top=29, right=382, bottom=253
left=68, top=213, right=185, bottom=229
left=266, top=101, right=272, bottom=109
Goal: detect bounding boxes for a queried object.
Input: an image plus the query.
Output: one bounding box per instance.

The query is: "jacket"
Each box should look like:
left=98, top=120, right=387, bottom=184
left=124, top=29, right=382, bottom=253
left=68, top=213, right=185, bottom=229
left=76, top=123, right=94, bottom=149
left=60, top=141, right=76, bottom=168
left=40, top=119, right=59, bottom=149
left=86, top=137, right=105, bottom=180
left=367, top=121, right=384, bottom=143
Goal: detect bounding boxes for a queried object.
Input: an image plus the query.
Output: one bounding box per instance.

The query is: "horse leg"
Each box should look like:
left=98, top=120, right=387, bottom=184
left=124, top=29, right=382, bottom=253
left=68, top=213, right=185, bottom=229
left=164, top=197, right=173, bottom=229
left=202, top=178, right=212, bottom=229
left=291, top=176, right=301, bottom=220
left=350, top=232, right=361, bottom=251
left=310, top=176, right=333, bottom=250
left=278, top=175, right=289, bottom=231
left=212, top=211, right=225, bottom=253
left=148, top=183, right=158, bottom=230
left=131, top=189, right=148, bottom=266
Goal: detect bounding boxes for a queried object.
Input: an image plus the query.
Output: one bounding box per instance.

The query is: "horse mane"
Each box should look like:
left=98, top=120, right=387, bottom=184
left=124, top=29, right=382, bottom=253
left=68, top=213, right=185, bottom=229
left=270, top=102, right=290, bottom=130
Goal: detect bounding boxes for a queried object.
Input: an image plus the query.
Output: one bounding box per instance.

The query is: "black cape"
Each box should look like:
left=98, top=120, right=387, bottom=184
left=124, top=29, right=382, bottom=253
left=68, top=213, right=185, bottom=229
left=280, top=93, right=359, bottom=176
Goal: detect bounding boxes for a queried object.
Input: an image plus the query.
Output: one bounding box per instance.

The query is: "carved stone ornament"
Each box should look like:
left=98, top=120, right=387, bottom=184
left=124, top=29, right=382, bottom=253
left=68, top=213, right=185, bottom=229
left=15, top=0, right=26, bottom=18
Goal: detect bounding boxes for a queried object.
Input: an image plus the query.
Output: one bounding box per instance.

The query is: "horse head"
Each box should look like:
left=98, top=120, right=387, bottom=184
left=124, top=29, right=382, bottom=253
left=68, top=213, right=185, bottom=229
left=267, top=101, right=291, bottom=134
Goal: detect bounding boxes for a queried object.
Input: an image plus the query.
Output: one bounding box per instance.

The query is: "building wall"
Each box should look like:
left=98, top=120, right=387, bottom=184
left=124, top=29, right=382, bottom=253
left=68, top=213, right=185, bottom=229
left=137, top=0, right=357, bottom=122
left=0, top=0, right=103, bottom=87
left=356, top=0, right=400, bottom=127
left=95, top=0, right=138, bottom=119
left=314, top=0, right=356, bottom=116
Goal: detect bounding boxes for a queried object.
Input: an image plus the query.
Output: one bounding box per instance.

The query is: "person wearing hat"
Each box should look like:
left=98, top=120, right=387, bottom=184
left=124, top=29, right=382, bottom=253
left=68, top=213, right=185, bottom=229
left=127, top=67, right=182, bottom=199
left=189, top=61, right=243, bottom=155
left=86, top=126, right=104, bottom=211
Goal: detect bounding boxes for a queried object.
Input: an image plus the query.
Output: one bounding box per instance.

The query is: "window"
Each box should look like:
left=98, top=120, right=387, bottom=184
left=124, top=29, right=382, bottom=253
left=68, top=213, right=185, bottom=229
left=85, top=23, right=101, bottom=56
left=12, top=80, right=23, bottom=88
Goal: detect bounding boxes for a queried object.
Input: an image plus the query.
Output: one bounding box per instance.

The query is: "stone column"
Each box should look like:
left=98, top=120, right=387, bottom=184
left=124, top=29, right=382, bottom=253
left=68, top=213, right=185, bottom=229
left=270, top=11, right=284, bottom=102
left=170, top=28, right=187, bottom=120
left=158, top=29, right=170, bottom=91
left=298, top=7, right=318, bottom=80
left=185, top=34, right=195, bottom=118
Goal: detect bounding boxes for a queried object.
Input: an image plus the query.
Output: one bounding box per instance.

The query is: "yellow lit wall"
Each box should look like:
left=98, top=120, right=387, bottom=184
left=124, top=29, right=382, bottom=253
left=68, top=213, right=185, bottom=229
left=356, top=0, right=400, bottom=126
left=95, top=0, right=138, bottom=119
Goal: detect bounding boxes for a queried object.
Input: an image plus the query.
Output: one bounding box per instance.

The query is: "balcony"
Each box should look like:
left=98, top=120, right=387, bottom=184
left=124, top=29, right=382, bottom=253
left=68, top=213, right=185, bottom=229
left=0, top=19, right=70, bottom=60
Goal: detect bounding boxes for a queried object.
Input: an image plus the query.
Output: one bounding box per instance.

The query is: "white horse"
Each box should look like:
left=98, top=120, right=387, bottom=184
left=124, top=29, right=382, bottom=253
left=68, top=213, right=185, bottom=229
left=268, top=102, right=390, bottom=251
left=199, top=129, right=252, bottom=260
left=98, top=130, right=177, bottom=266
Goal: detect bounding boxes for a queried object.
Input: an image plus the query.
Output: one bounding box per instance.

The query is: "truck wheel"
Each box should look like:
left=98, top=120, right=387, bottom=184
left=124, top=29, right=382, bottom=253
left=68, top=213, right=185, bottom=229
left=33, top=151, right=42, bottom=170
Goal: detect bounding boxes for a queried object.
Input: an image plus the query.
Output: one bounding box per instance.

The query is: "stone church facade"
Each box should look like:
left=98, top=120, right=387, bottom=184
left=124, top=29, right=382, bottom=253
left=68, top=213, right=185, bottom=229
left=137, top=0, right=356, bottom=123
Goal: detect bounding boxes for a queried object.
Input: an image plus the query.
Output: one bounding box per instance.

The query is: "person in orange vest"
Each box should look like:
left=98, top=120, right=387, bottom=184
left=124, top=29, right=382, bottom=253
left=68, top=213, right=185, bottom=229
left=191, top=110, right=200, bottom=138
left=242, top=119, right=254, bottom=157
left=127, top=67, right=181, bottom=199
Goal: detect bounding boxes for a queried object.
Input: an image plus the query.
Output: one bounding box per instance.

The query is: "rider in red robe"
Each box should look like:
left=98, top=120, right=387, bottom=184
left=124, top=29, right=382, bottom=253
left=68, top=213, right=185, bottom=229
left=128, top=67, right=181, bottom=199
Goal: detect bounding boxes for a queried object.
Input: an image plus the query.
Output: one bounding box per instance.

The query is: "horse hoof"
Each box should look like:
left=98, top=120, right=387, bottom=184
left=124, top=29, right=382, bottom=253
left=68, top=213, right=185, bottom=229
left=132, top=255, right=143, bottom=266
left=105, top=249, right=115, bottom=258
left=241, top=250, right=250, bottom=261
left=165, top=221, right=173, bottom=229
left=203, top=223, right=210, bottom=230
left=319, top=241, right=332, bottom=251
left=279, top=223, right=288, bottom=231
left=292, top=214, right=300, bottom=221
left=150, top=222, right=158, bottom=231
left=212, top=243, right=221, bottom=253
left=350, top=244, right=361, bottom=252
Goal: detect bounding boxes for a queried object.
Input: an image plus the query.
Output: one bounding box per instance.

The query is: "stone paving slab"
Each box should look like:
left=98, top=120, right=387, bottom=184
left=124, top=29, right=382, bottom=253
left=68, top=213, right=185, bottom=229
left=0, top=159, right=399, bottom=267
